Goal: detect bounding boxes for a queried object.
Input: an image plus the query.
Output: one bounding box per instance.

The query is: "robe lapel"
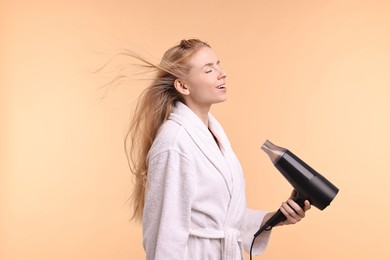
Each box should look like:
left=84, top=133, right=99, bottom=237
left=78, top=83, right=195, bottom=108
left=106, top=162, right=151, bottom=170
left=169, top=102, right=233, bottom=195
left=208, top=114, right=247, bottom=227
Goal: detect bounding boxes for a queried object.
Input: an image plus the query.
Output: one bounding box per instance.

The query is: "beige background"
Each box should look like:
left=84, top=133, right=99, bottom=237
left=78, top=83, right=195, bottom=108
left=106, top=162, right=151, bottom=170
left=2, top=0, right=390, bottom=259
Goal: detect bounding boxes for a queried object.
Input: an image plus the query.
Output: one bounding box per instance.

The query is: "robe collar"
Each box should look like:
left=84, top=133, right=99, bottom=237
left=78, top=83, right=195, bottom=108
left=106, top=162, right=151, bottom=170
left=169, top=102, right=234, bottom=195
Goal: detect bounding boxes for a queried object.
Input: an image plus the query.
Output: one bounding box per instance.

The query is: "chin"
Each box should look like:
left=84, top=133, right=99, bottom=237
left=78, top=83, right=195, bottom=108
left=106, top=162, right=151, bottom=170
left=214, top=98, right=227, bottom=104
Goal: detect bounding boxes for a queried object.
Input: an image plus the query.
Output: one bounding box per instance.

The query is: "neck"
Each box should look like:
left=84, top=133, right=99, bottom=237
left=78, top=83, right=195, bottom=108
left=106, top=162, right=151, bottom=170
left=184, top=102, right=210, bottom=127
left=194, top=109, right=210, bottom=127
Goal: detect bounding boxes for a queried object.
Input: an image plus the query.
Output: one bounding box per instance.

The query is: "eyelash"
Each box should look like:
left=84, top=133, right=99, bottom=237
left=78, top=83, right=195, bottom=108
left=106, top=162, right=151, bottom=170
left=205, top=64, right=221, bottom=74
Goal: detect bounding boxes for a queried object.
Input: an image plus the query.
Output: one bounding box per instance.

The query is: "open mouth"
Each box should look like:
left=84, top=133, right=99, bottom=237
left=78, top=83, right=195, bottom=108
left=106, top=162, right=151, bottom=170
left=216, top=84, right=225, bottom=89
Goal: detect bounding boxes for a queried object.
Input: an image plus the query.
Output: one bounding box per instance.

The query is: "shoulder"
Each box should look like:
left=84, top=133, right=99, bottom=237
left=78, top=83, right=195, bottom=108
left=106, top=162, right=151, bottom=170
left=148, top=119, right=193, bottom=161
left=147, top=119, right=196, bottom=181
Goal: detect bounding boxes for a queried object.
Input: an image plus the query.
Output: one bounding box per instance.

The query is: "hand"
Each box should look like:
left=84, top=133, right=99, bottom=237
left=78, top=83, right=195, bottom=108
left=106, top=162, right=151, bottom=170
left=278, top=190, right=311, bottom=226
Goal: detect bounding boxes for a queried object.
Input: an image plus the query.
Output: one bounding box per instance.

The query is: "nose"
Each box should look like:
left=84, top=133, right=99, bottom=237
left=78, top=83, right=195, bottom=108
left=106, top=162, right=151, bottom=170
left=218, top=69, right=227, bottom=79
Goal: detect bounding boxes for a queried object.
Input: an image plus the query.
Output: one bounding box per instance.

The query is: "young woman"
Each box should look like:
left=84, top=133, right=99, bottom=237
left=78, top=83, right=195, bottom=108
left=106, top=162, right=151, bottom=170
left=126, top=39, right=311, bottom=259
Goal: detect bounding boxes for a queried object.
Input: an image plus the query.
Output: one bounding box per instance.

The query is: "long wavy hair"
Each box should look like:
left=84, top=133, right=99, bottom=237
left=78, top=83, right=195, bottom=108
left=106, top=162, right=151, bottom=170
left=124, top=39, right=210, bottom=221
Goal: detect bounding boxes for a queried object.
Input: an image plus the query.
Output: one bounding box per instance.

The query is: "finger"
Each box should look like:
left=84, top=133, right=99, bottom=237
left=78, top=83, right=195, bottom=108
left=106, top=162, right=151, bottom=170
left=283, top=202, right=302, bottom=221
left=287, top=199, right=305, bottom=218
left=280, top=204, right=299, bottom=224
left=304, top=200, right=311, bottom=212
left=289, top=189, right=297, bottom=199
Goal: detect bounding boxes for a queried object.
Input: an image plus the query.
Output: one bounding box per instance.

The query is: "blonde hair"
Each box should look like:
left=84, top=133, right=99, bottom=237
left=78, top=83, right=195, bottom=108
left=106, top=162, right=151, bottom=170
left=126, top=39, right=210, bottom=221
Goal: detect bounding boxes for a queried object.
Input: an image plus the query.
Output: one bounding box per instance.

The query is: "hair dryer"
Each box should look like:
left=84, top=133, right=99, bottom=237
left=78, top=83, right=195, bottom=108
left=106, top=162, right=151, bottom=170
left=253, top=140, right=339, bottom=237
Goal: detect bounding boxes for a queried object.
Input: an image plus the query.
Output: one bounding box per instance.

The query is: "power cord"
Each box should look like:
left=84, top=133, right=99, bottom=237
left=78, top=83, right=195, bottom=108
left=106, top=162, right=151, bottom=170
left=249, top=225, right=272, bottom=260
left=250, top=195, right=305, bottom=259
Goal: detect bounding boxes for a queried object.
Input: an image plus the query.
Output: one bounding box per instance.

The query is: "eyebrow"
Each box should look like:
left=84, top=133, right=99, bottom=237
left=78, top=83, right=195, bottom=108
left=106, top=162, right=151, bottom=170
left=202, top=60, right=220, bottom=68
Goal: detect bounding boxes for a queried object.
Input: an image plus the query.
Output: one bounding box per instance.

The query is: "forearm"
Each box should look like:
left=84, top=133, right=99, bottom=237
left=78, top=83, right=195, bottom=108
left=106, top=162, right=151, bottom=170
left=260, top=211, right=284, bottom=227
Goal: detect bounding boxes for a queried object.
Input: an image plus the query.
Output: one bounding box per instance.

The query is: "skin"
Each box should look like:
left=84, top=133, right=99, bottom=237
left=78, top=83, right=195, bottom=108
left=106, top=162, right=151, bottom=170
left=174, top=46, right=227, bottom=127
left=264, top=190, right=311, bottom=227
left=174, top=46, right=311, bottom=226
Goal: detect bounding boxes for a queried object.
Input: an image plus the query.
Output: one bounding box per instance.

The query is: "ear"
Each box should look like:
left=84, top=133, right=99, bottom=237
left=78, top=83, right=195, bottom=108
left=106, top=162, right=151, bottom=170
left=174, top=79, right=190, bottom=96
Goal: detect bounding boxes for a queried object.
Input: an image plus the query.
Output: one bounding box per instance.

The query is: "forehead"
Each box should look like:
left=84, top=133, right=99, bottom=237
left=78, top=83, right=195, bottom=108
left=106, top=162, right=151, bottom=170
left=187, top=47, right=219, bottom=68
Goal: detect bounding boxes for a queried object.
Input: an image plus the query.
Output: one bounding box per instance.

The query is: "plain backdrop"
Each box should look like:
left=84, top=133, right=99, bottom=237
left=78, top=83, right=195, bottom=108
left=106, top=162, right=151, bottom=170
left=2, top=0, right=390, bottom=259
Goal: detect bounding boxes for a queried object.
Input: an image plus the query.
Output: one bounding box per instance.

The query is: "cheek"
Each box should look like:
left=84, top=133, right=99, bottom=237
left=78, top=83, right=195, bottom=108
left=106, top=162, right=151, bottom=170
left=195, top=75, right=215, bottom=88
left=188, top=77, right=207, bottom=90
left=194, top=81, right=214, bottom=95
left=186, top=74, right=215, bottom=94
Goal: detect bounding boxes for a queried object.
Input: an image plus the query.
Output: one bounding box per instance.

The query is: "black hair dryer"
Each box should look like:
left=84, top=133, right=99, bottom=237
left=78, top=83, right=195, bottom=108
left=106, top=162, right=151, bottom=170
left=254, top=140, right=339, bottom=237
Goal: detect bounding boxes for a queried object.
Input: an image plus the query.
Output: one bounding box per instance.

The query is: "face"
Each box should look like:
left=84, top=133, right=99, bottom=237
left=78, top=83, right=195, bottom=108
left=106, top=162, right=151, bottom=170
left=180, top=47, right=227, bottom=113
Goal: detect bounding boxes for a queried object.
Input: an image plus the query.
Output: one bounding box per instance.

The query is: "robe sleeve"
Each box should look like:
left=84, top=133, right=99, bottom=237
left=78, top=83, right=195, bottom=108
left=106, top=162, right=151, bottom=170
left=143, top=149, right=195, bottom=260
left=239, top=208, right=272, bottom=256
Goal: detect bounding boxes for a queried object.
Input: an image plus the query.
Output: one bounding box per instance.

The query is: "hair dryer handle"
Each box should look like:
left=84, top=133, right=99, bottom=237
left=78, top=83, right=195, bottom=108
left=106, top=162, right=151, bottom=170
left=254, top=192, right=306, bottom=237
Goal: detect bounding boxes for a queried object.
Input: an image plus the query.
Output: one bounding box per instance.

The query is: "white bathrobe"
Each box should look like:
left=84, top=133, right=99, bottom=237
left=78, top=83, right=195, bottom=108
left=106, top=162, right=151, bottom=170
left=143, top=102, right=271, bottom=260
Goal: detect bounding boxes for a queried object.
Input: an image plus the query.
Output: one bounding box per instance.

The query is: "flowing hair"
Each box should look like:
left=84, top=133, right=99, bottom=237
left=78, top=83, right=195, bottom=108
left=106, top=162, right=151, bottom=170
left=124, top=39, right=211, bottom=221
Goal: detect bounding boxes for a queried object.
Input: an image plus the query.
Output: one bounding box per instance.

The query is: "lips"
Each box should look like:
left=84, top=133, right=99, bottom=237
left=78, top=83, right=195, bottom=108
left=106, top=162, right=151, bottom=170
left=216, top=84, right=226, bottom=89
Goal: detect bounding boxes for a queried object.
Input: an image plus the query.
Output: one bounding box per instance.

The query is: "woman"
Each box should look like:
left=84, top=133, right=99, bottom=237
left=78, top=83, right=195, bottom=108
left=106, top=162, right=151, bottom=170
left=126, top=39, right=311, bottom=259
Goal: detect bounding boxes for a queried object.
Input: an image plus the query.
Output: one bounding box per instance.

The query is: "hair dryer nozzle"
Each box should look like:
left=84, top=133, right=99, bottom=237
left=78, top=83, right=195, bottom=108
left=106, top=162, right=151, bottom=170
left=261, top=140, right=286, bottom=164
